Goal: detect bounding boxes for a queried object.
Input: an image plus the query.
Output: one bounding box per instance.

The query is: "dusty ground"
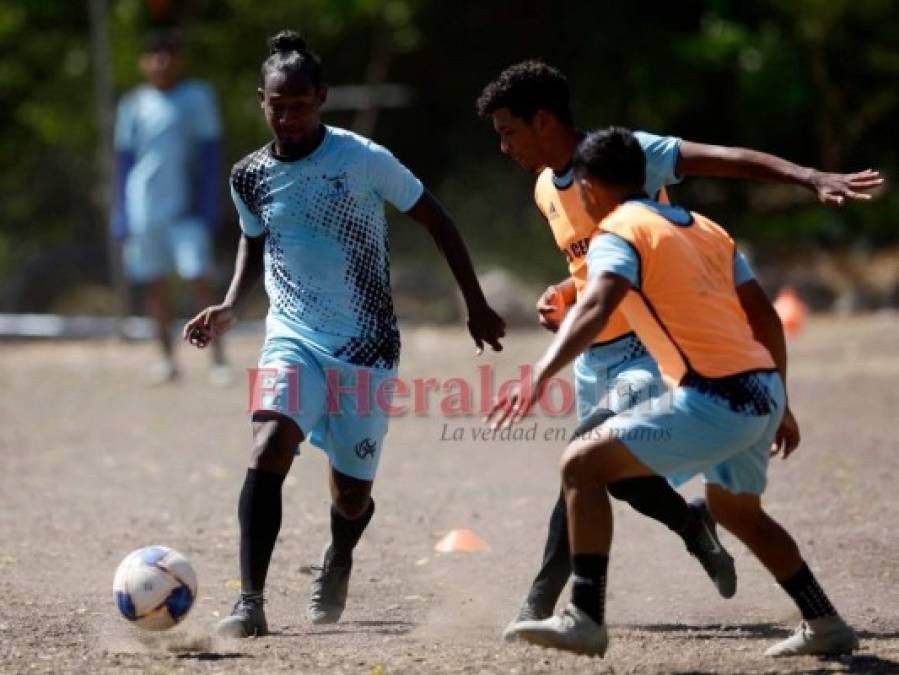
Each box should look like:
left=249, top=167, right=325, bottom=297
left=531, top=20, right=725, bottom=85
left=1, top=314, right=898, bottom=674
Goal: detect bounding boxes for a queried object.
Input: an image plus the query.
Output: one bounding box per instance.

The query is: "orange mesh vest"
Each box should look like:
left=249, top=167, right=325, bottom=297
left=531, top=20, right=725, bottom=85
left=599, top=200, right=774, bottom=387
left=534, top=168, right=634, bottom=343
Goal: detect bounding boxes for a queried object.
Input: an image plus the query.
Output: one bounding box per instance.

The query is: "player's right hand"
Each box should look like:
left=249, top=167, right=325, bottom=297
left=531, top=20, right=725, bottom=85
left=536, top=285, right=566, bottom=333
left=183, top=304, right=236, bottom=349
left=771, top=405, right=800, bottom=459
left=485, top=366, right=543, bottom=430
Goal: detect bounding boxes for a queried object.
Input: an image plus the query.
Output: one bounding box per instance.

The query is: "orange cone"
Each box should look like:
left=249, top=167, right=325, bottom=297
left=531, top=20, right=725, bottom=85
left=773, top=286, right=806, bottom=337
left=434, top=528, right=489, bottom=553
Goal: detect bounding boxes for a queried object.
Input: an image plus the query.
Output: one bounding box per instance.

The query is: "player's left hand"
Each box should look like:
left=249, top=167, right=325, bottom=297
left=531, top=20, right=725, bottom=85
left=485, top=369, right=542, bottom=430
left=811, top=169, right=884, bottom=206
left=467, top=303, right=506, bottom=354
left=536, top=285, right=567, bottom=333
left=771, top=405, right=801, bottom=459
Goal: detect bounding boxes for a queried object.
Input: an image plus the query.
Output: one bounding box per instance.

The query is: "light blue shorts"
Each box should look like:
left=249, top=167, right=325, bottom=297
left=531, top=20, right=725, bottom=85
left=123, top=217, right=213, bottom=283
left=605, top=371, right=785, bottom=495
left=574, top=335, right=662, bottom=422
left=253, top=337, right=397, bottom=481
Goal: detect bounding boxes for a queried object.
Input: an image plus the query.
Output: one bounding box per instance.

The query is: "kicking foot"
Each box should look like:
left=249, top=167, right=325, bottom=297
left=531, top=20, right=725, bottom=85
left=502, top=589, right=559, bottom=641
left=513, top=603, right=608, bottom=656
left=305, top=546, right=351, bottom=624
left=216, top=594, right=268, bottom=638
left=765, top=616, right=859, bottom=657
left=685, top=498, right=737, bottom=599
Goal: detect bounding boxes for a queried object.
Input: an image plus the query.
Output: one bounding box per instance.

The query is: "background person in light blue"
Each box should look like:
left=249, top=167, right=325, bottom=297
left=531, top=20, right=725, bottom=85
left=112, top=30, right=228, bottom=384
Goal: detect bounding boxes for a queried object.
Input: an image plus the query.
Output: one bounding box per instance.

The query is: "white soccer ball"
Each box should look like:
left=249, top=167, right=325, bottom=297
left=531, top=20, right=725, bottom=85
left=112, top=546, right=197, bottom=631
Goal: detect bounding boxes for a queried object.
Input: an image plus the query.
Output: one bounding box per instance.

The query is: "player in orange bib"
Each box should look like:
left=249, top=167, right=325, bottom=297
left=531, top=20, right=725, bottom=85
left=489, top=128, right=859, bottom=658
left=476, top=60, right=883, bottom=636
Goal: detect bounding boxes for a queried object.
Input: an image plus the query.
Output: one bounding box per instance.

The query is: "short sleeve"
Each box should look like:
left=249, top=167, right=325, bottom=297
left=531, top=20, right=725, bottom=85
left=364, top=142, right=424, bottom=212
left=114, top=96, right=135, bottom=151
left=733, top=249, right=755, bottom=287
left=587, top=233, right=640, bottom=288
left=634, top=130, right=683, bottom=197
left=190, top=83, right=222, bottom=140
left=229, top=182, right=263, bottom=237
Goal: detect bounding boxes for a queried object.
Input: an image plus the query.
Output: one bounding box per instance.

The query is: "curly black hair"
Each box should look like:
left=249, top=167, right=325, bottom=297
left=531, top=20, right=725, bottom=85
left=476, top=60, right=573, bottom=125
left=573, top=127, right=646, bottom=192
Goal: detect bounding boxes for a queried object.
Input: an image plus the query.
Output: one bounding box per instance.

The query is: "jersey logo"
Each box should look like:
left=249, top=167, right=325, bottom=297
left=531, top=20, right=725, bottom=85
left=354, top=438, right=377, bottom=459
left=324, top=172, right=349, bottom=201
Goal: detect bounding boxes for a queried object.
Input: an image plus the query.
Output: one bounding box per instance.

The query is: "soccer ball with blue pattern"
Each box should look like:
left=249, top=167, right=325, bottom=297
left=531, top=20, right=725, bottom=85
left=112, top=546, right=197, bottom=630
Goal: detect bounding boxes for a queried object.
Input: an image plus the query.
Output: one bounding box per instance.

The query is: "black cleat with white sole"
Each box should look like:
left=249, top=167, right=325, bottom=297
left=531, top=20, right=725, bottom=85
left=216, top=594, right=268, bottom=638
left=685, top=498, right=737, bottom=599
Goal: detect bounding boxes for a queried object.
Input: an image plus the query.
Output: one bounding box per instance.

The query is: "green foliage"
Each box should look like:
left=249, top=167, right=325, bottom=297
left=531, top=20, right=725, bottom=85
left=0, top=0, right=896, bottom=295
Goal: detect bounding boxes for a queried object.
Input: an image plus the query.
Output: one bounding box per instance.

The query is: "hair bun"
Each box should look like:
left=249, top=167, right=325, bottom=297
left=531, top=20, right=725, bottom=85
left=269, top=30, right=306, bottom=55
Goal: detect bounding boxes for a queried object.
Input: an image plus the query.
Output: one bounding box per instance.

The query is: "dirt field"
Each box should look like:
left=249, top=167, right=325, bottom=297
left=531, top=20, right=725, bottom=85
left=1, top=314, right=898, bottom=674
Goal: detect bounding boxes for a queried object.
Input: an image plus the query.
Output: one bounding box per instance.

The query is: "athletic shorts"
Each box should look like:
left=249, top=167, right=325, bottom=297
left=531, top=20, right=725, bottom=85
left=122, top=217, right=213, bottom=283
left=252, top=336, right=397, bottom=481
left=574, top=336, right=662, bottom=421
left=606, top=370, right=785, bottom=496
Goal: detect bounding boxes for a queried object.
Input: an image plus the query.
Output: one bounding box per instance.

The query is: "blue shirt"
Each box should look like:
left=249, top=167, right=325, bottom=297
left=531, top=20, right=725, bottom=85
left=551, top=130, right=683, bottom=198
left=587, top=202, right=755, bottom=289
left=633, top=131, right=683, bottom=199
left=230, top=126, right=425, bottom=370
left=114, top=80, right=221, bottom=232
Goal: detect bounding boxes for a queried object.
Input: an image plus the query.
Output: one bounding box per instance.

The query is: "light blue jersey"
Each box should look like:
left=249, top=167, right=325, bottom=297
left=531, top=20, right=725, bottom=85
left=633, top=131, right=683, bottom=199
left=551, top=130, right=682, bottom=197
left=114, top=80, right=222, bottom=234
left=230, top=126, right=424, bottom=370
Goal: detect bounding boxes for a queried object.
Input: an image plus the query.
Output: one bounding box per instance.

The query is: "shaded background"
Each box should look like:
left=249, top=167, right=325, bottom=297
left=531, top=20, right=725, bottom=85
left=1, top=0, right=896, bottom=320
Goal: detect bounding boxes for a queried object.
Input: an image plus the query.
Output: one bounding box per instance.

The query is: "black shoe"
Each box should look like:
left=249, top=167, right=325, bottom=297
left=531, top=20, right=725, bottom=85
left=305, top=546, right=352, bottom=624
left=216, top=593, right=268, bottom=638
left=685, top=498, right=737, bottom=599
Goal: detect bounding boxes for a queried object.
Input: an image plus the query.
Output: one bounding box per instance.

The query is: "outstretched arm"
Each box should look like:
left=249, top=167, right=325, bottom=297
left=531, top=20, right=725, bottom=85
left=405, top=190, right=506, bottom=353
left=677, top=141, right=883, bottom=206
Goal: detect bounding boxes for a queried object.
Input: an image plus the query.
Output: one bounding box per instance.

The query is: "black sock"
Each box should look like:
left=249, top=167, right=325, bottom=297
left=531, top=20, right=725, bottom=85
left=779, top=563, right=837, bottom=620
left=238, top=468, right=285, bottom=595
left=527, top=491, right=571, bottom=609
left=570, top=553, right=608, bottom=625
left=329, top=499, right=375, bottom=566
left=608, top=476, right=696, bottom=540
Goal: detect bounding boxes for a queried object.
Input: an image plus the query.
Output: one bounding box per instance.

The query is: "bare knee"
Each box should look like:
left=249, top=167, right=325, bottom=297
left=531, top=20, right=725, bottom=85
left=560, top=436, right=615, bottom=491
left=561, top=431, right=650, bottom=491
left=561, top=443, right=591, bottom=491
left=250, top=415, right=301, bottom=474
